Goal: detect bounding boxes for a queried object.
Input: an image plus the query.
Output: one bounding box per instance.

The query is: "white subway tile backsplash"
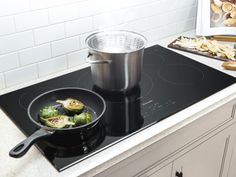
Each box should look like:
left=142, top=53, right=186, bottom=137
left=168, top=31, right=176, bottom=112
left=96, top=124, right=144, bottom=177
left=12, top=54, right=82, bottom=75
left=100, top=0, right=130, bottom=11
left=158, top=24, right=177, bottom=39
left=51, top=36, right=80, bottom=57
left=143, top=28, right=161, bottom=44
left=172, top=6, right=197, bottom=23
left=79, top=0, right=157, bottom=18
left=0, top=0, right=30, bottom=17
left=175, top=0, right=197, bottom=9
left=38, top=55, right=67, bottom=77
left=49, top=3, right=80, bottom=24
left=124, top=12, right=175, bottom=35
left=19, top=44, right=51, bottom=66
left=0, top=16, right=15, bottom=36
left=0, top=74, right=5, bottom=89
left=187, top=6, right=197, bottom=19
left=161, top=0, right=179, bottom=12
left=65, top=17, right=93, bottom=37
left=30, top=0, right=83, bottom=10
left=126, top=1, right=162, bottom=22
left=15, top=10, right=49, bottom=31
left=0, top=31, right=34, bottom=54
left=111, top=0, right=157, bottom=10
left=176, top=18, right=196, bottom=34
left=67, top=49, right=87, bottom=68
left=102, top=25, right=126, bottom=31
left=34, top=24, right=65, bottom=45
left=0, top=0, right=197, bottom=91
left=93, top=12, right=124, bottom=30
left=79, top=0, right=105, bottom=18
left=5, top=64, right=37, bottom=87
left=0, top=53, right=19, bottom=72
left=143, top=24, right=177, bottom=44
left=124, top=15, right=161, bottom=33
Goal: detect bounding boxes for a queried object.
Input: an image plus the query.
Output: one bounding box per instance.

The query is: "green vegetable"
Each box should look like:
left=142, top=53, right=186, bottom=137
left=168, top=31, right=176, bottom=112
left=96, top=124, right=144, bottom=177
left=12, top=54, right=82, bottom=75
left=73, top=112, right=91, bottom=126
left=41, top=115, right=75, bottom=128
left=56, top=98, right=84, bottom=115
left=39, top=106, right=59, bottom=119
left=234, top=43, right=236, bottom=49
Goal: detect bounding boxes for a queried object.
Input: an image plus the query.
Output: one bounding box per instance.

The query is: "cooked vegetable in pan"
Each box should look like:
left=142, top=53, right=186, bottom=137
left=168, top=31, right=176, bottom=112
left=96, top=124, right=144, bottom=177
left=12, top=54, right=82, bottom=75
left=39, top=106, right=59, bottom=119
left=56, top=98, right=84, bottom=115
left=40, top=115, right=75, bottom=128
left=73, top=112, right=91, bottom=126
left=39, top=98, right=92, bottom=128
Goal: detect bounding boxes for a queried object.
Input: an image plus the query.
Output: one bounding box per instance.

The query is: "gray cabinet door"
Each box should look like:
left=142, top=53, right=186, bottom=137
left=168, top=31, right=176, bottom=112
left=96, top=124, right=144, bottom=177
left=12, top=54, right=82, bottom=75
left=172, top=128, right=231, bottom=177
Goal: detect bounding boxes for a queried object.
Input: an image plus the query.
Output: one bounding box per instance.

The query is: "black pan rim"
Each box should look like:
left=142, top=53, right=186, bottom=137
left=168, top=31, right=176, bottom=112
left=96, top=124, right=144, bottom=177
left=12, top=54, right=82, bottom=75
left=27, top=87, right=106, bottom=131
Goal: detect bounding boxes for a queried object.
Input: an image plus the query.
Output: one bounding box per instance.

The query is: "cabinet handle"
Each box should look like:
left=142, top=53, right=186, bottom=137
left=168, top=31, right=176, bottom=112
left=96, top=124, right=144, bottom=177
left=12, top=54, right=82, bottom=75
left=175, top=171, right=183, bottom=177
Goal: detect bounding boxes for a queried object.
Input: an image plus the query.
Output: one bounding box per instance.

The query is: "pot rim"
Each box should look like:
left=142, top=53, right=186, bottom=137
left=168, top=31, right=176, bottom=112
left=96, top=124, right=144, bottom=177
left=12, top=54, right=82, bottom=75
left=85, top=30, right=147, bottom=54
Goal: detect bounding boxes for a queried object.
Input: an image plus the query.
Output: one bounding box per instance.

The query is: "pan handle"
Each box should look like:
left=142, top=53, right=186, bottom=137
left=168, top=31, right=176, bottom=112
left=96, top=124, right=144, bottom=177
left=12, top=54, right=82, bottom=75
left=9, top=128, right=54, bottom=158
left=86, top=53, right=112, bottom=64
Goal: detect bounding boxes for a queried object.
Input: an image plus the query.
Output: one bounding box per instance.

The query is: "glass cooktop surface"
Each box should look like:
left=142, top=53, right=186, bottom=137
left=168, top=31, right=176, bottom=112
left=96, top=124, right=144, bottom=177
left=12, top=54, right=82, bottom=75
left=0, top=45, right=235, bottom=171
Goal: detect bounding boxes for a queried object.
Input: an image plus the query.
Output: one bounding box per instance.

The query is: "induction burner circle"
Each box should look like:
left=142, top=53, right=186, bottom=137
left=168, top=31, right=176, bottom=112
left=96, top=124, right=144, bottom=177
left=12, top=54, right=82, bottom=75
left=144, top=49, right=166, bottom=63
left=158, top=64, right=204, bottom=85
left=41, top=122, right=105, bottom=158
left=18, top=87, right=54, bottom=110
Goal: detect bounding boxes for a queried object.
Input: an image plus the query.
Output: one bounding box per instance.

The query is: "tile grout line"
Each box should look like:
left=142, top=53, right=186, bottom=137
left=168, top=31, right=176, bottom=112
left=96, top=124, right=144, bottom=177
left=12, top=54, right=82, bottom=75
left=0, top=1, right=196, bottom=37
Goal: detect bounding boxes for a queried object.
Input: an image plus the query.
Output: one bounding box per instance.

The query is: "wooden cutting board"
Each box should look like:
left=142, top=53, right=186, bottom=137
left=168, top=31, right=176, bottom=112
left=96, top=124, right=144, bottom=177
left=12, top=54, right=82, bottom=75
left=168, top=36, right=236, bottom=62
left=210, top=36, right=236, bottom=42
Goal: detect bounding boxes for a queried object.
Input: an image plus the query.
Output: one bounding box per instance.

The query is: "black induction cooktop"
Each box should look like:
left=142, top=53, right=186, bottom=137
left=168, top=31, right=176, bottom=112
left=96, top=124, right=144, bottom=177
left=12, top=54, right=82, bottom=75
left=0, top=45, right=235, bottom=172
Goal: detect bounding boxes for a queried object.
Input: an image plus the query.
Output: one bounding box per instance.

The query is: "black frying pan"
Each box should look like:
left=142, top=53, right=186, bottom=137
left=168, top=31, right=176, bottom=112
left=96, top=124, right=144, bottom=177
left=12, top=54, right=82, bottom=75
left=9, top=87, right=106, bottom=158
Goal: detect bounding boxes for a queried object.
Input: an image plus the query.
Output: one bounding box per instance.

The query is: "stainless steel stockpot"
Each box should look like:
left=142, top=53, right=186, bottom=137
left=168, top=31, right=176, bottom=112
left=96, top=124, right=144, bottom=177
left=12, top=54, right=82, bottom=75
left=85, top=30, right=147, bottom=92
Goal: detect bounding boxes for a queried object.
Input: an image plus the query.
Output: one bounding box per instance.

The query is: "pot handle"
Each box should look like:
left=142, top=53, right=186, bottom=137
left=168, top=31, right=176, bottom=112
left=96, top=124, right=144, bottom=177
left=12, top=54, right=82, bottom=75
left=86, top=53, right=112, bottom=64
left=9, top=128, right=54, bottom=158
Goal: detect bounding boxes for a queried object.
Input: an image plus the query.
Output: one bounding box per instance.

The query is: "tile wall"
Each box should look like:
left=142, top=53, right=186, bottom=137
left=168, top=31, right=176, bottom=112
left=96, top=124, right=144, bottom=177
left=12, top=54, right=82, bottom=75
left=0, top=0, right=197, bottom=90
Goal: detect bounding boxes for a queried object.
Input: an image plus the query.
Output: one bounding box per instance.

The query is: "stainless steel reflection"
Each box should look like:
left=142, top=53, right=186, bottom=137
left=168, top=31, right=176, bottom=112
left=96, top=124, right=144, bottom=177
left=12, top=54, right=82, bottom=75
left=86, top=30, right=147, bottom=92
left=93, top=86, right=143, bottom=136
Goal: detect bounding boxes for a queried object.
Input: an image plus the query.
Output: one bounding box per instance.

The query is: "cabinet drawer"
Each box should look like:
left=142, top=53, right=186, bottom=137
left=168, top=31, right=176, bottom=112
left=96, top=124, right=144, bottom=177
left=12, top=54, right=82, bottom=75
left=212, top=98, right=235, bottom=121
left=196, top=98, right=236, bottom=133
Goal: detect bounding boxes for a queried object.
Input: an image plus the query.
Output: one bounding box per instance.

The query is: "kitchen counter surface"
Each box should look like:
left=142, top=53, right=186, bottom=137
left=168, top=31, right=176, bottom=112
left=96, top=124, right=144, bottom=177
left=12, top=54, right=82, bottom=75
left=1, top=30, right=236, bottom=177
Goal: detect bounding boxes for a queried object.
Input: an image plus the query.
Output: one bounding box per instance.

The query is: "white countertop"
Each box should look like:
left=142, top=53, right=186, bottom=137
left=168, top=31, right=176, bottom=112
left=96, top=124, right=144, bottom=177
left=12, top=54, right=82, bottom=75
left=0, top=30, right=236, bottom=177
